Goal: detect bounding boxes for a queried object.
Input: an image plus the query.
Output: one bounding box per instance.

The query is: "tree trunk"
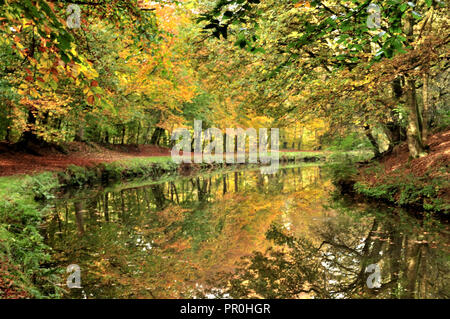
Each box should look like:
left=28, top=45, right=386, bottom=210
left=16, top=108, right=45, bottom=155
left=121, top=125, right=126, bottom=145
left=364, top=125, right=381, bottom=158
left=150, top=127, right=164, bottom=145
left=405, top=78, right=425, bottom=158
left=136, top=122, right=141, bottom=145
left=74, top=125, right=85, bottom=142
left=422, top=73, right=430, bottom=143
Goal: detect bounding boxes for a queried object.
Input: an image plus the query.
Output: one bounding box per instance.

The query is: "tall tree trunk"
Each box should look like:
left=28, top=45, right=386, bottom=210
left=402, top=15, right=426, bottom=158
left=136, top=122, right=141, bottom=145
left=16, top=108, right=45, bottom=155
left=422, top=73, right=430, bottom=143
left=405, top=78, right=425, bottom=158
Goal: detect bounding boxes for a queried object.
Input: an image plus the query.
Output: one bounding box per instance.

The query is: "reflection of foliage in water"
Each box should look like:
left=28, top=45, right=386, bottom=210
left=199, top=204, right=449, bottom=299
left=42, top=165, right=449, bottom=299
left=44, top=166, right=328, bottom=298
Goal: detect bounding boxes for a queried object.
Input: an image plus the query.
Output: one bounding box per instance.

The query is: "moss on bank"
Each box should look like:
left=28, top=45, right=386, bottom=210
left=353, top=174, right=449, bottom=213
left=329, top=159, right=449, bottom=214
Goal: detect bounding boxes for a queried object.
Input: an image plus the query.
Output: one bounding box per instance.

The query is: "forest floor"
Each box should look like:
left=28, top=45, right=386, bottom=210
left=360, top=130, right=449, bottom=182
left=356, top=129, right=450, bottom=211
left=0, top=142, right=172, bottom=177
left=0, top=141, right=325, bottom=177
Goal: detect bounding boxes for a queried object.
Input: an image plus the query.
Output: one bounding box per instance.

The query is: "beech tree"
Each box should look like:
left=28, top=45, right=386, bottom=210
left=198, top=0, right=448, bottom=157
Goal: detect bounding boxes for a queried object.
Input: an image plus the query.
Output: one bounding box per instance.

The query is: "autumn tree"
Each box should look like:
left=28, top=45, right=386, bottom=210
left=198, top=0, right=449, bottom=157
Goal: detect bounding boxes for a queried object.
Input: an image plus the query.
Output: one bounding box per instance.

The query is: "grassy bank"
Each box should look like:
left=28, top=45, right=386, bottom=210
left=0, top=173, right=60, bottom=298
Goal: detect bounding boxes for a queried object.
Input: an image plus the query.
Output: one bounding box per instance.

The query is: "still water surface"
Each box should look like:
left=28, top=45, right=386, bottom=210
left=42, top=165, right=449, bottom=298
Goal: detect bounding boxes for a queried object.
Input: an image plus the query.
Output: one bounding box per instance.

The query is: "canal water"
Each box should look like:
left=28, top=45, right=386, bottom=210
left=41, top=164, right=449, bottom=298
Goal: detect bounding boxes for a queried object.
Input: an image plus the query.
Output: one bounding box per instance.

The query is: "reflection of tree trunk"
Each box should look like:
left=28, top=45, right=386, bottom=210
left=53, top=210, right=62, bottom=239
left=388, top=225, right=402, bottom=298
left=402, top=241, right=421, bottom=299
left=135, top=189, right=141, bottom=216
left=223, top=175, right=227, bottom=195
left=195, top=178, right=209, bottom=201
left=298, top=167, right=302, bottom=187
left=171, top=182, right=179, bottom=204
left=150, top=184, right=166, bottom=209
left=104, top=193, right=109, bottom=222
left=74, top=201, right=85, bottom=235
left=257, top=174, right=264, bottom=191
left=120, top=190, right=126, bottom=221
left=196, top=178, right=202, bottom=201
left=417, top=245, right=428, bottom=298
left=87, top=196, right=97, bottom=222
left=142, top=188, right=151, bottom=210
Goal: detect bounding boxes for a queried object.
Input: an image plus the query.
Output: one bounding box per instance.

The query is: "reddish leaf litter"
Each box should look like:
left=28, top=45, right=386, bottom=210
left=359, top=130, right=450, bottom=201
left=0, top=142, right=171, bottom=177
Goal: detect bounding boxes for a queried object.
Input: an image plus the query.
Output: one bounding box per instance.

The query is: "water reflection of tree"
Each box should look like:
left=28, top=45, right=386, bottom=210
left=45, top=169, right=298, bottom=298
left=200, top=206, right=449, bottom=299
left=44, top=166, right=449, bottom=299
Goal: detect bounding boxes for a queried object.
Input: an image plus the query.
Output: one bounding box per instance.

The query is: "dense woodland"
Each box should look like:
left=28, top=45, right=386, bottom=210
left=0, top=0, right=448, bottom=156
left=0, top=0, right=449, bottom=301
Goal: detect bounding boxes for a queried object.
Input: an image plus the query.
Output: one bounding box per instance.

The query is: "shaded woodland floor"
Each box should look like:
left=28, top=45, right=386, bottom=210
left=361, top=130, right=449, bottom=181
left=0, top=142, right=171, bottom=177
left=357, top=129, right=450, bottom=208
